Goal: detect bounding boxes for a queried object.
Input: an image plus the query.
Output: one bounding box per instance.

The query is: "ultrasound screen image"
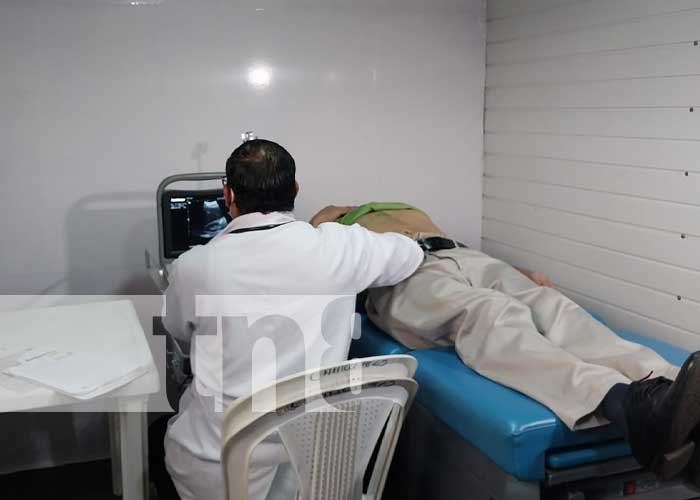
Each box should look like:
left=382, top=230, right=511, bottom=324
left=163, top=189, right=231, bottom=258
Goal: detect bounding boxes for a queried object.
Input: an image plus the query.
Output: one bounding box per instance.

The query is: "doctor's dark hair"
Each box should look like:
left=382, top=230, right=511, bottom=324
left=225, top=139, right=297, bottom=214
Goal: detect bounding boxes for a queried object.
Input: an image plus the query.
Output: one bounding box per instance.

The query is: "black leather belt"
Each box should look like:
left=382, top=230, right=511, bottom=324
left=417, top=236, right=468, bottom=252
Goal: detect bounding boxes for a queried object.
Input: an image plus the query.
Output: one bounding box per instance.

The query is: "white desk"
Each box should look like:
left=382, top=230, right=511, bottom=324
left=0, top=300, right=160, bottom=500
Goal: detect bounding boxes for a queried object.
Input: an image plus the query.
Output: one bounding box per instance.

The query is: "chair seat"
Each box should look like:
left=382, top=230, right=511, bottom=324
left=351, top=314, right=689, bottom=481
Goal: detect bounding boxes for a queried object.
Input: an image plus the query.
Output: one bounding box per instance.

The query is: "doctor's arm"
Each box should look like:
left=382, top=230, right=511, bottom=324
left=340, top=224, right=424, bottom=290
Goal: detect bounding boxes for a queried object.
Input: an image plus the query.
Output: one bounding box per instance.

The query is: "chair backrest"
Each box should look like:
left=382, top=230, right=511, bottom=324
left=221, top=355, right=419, bottom=500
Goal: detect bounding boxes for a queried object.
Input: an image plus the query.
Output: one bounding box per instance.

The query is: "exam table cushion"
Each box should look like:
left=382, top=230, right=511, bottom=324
left=349, top=315, right=411, bottom=358
left=351, top=314, right=688, bottom=481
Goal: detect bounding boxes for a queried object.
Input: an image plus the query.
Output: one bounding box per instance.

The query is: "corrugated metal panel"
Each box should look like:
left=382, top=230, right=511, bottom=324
left=483, top=219, right=700, bottom=302
left=488, top=9, right=700, bottom=64
left=485, top=155, right=700, bottom=204
left=486, top=76, right=700, bottom=108
left=486, top=108, right=700, bottom=141
left=484, top=198, right=700, bottom=270
left=485, top=133, right=700, bottom=172
left=488, top=0, right=576, bottom=21
left=484, top=0, right=700, bottom=346
left=484, top=177, right=700, bottom=235
left=487, top=44, right=700, bottom=86
left=488, top=0, right=700, bottom=42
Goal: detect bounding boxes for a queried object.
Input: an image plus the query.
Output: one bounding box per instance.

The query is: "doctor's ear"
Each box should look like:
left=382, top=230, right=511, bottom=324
left=294, top=181, right=299, bottom=196
left=223, top=184, right=233, bottom=208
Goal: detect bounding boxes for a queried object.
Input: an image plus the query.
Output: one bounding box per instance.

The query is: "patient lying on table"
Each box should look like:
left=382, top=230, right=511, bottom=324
left=310, top=202, right=700, bottom=483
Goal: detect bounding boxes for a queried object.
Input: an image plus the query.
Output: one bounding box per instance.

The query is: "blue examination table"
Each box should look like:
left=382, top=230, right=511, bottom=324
left=350, top=313, right=700, bottom=500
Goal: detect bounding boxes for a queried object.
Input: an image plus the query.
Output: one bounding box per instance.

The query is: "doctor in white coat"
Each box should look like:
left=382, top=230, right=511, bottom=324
left=162, top=139, right=423, bottom=500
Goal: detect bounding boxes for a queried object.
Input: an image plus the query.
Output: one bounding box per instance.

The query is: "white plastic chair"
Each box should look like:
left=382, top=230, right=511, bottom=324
left=221, top=355, right=419, bottom=500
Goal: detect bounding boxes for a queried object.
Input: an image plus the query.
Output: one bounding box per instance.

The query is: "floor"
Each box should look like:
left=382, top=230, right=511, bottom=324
left=0, top=460, right=121, bottom=500
left=0, top=459, right=404, bottom=500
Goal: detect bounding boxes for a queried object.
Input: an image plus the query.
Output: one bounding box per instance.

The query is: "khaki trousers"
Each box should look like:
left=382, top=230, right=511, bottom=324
left=366, top=247, right=680, bottom=430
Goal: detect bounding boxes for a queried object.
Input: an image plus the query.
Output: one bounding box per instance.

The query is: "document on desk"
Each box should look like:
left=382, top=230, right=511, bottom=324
left=0, top=347, right=38, bottom=393
left=2, top=348, right=151, bottom=400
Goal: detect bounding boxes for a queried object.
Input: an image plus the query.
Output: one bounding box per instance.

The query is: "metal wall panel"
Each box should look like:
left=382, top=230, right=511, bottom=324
left=488, top=9, right=700, bottom=64
left=485, top=0, right=700, bottom=347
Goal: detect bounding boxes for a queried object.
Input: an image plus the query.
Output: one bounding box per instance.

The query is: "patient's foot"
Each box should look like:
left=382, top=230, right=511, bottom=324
left=623, top=352, right=700, bottom=480
left=687, top=434, right=700, bottom=487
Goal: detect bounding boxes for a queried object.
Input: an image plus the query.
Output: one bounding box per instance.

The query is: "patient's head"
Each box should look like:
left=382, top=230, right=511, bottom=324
left=224, top=139, right=298, bottom=217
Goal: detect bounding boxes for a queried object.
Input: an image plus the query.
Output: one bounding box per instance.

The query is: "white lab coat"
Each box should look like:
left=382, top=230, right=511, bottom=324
left=162, top=211, right=423, bottom=500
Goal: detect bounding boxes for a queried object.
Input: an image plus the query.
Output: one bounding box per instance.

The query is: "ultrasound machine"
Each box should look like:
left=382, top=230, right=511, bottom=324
left=149, top=172, right=229, bottom=288
left=149, top=171, right=229, bottom=404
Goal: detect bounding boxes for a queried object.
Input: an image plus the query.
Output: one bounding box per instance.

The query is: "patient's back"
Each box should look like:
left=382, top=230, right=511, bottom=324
left=353, top=207, right=445, bottom=239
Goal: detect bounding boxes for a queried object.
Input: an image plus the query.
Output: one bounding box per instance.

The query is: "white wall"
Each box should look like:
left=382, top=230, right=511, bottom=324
left=484, top=0, right=700, bottom=350
left=0, top=0, right=486, bottom=296
left=0, top=0, right=486, bottom=471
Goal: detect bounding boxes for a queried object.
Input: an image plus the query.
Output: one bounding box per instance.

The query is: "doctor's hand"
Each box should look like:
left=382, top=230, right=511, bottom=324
left=309, top=205, right=356, bottom=227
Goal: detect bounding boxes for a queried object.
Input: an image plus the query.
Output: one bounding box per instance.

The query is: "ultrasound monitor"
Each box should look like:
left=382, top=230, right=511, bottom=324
left=161, top=188, right=231, bottom=259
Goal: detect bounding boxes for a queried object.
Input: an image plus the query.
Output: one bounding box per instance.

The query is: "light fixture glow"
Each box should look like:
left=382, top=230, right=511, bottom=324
left=247, top=66, right=272, bottom=88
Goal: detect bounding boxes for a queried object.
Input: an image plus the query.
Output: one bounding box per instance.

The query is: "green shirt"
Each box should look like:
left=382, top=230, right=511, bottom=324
left=336, top=202, right=420, bottom=226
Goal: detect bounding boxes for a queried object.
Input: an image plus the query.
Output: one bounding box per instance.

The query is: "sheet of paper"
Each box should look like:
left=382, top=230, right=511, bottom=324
left=0, top=347, right=39, bottom=394
left=3, top=349, right=151, bottom=400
